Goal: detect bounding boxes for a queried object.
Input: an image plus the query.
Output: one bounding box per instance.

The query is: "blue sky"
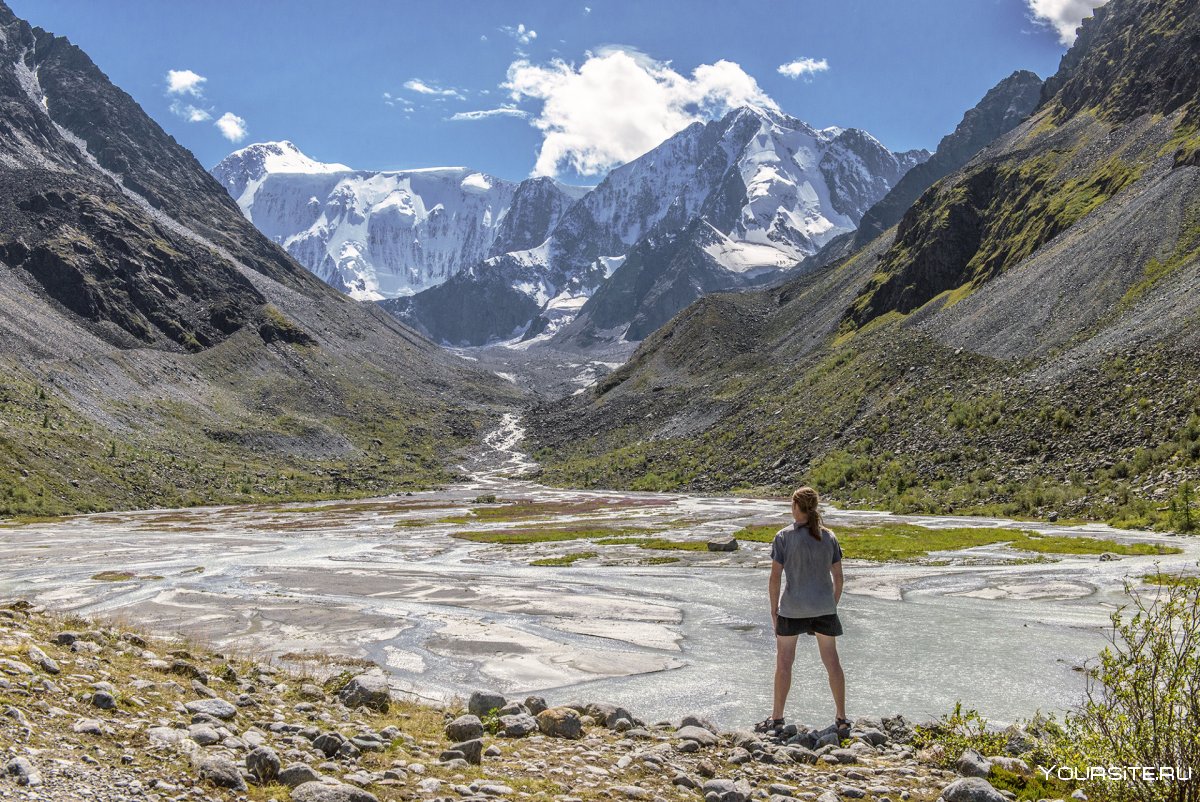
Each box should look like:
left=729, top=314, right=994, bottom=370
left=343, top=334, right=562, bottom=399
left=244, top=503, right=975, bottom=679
left=10, top=0, right=1093, bottom=184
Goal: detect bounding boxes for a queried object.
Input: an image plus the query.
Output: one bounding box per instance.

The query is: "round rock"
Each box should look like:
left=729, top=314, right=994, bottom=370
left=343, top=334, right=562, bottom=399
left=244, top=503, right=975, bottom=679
left=278, top=762, right=322, bottom=788
left=445, top=714, right=484, bottom=742
left=291, top=780, right=380, bottom=802
left=536, top=706, right=583, bottom=739
left=184, top=698, right=237, bottom=720
left=246, top=746, right=281, bottom=784
left=941, top=777, right=1007, bottom=802
left=197, top=756, right=247, bottom=791
left=467, top=690, right=507, bottom=717
left=337, top=671, right=391, bottom=712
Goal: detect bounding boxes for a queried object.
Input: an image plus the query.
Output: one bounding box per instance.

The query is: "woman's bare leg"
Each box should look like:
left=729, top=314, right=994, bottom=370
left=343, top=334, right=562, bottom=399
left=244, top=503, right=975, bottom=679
left=772, top=634, right=798, bottom=719
left=816, top=633, right=846, bottom=720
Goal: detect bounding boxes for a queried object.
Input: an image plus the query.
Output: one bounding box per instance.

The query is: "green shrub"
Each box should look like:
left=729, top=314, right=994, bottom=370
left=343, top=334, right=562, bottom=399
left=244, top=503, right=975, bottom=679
left=1061, top=580, right=1200, bottom=802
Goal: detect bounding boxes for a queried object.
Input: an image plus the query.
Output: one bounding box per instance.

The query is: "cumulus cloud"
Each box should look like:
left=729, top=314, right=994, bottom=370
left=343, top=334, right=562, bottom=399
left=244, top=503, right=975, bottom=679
left=1026, top=0, right=1109, bottom=45
left=505, top=48, right=777, bottom=177
left=777, top=57, right=829, bottom=80
left=449, top=107, right=529, bottom=121
left=501, top=23, right=537, bottom=45
left=165, top=68, right=206, bottom=96
left=215, top=112, right=247, bottom=142
left=170, top=101, right=211, bottom=122
left=404, top=79, right=464, bottom=99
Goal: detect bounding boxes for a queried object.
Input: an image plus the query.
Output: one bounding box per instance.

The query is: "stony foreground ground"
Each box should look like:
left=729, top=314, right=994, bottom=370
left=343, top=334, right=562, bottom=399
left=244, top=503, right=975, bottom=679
left=1, top=601, right=1064, bottom=802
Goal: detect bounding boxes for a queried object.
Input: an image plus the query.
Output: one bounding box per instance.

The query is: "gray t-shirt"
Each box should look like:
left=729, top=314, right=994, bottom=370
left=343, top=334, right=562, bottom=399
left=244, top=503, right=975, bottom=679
left=770, top=523, right=842, bottom=618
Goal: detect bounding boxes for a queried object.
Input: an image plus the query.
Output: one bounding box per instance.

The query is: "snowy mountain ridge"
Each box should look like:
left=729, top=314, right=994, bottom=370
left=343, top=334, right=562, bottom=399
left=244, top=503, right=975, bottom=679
left=214, top=106, right=929, bottom=343
left=212, top=143, right=585, bottom=300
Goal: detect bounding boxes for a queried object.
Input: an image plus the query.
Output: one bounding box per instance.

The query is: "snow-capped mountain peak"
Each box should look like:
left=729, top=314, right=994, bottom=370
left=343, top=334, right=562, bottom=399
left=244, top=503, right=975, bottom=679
left=212, top=141, right=351, bottom=205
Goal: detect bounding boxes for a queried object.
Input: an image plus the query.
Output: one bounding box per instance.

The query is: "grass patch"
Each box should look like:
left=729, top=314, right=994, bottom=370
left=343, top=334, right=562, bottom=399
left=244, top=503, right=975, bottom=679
left=1142, top=572, right=1200, bottom=588
left=1011, top=534, right=1180, bottom=556
left=635, top=538, right=709, bottom=551
left=530, top=551, right=596, bottom=567
left=830, top=523, right=1180, bottom=562
left=638, top=556, right=681, bottom=565
left=732, top=524, right=782, bottom=542
left=91, top=571, right=137, bottom=582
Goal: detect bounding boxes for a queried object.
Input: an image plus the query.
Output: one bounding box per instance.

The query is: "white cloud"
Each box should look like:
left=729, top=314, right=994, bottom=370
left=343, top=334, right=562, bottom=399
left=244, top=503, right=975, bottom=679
left=777, top=57, right=829, bottom=80
left=404, top=79, right=464, bottom=99
left=450, top=107, right=529, bottom=121
left=1026, top=0, right=1109, bottom=45
left=165, top=68, right=206, bottom=96
left=505, top=48, right=777, bottom=177
left=501, top=23, right=538, bottom=45
left=215, top=112, right=247, bottom=142
left=169, top=100, right=211, bottom=122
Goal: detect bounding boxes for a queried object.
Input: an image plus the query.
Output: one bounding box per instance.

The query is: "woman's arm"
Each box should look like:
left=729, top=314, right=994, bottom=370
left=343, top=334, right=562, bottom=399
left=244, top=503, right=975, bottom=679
left=769, top=562, right=783, bottom=628
left=831, top=560, right=844, bottom=605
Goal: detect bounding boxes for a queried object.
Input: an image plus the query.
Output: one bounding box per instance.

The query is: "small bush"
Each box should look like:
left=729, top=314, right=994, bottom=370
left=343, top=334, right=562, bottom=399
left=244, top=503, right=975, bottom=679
left=1062, top=579, right=1200, bottom=802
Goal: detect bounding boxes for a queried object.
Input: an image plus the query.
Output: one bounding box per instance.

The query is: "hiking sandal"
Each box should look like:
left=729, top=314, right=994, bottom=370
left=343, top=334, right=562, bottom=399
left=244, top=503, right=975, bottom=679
left=835, top=717, right=852, bottom=736
left=753, top=717, right=784, bottom=734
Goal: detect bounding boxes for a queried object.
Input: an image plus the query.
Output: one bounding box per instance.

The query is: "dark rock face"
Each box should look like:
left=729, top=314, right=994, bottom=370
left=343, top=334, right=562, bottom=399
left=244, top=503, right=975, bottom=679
left=382, top=272, right=543, bottom=346
left=489, top=177, right=582, bottom=255
left=0, top=174, right=263, bottom=351
left=1042, top=0, right=1200, bottom=128
left=851, top=70, right=1043, bottom=247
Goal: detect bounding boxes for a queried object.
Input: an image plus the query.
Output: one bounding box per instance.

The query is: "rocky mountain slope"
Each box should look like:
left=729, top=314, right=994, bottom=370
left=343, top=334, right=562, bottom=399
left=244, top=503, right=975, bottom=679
left=391, top=107, right=927, bottom=346
left=841, top=70, right=1044, bottom=257
left=212, top=142, right=586, bottom=301
left=0, top=2, right=520, bottom=517
left=0, top=600, right=1068, bottom=802
left=528, top=0, right=1200, bottom=531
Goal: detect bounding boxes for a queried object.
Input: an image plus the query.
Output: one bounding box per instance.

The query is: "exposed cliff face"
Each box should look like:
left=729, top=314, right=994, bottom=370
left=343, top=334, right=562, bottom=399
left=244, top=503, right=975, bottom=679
left=527, top=0, right=1200, bottom=529
left=0, top=2, right=518, bottom=516
left=851, top=70, right=1044, bottom=248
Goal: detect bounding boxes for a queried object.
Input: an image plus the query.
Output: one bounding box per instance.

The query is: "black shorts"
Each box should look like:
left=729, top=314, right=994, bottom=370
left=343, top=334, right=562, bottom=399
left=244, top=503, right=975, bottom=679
left=776, top=613, right=843, bottom=637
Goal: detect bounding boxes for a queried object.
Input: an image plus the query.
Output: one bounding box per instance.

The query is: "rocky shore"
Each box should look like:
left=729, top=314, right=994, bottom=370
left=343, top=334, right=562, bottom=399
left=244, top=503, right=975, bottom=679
left=1, top=601, right=1067, bottom=802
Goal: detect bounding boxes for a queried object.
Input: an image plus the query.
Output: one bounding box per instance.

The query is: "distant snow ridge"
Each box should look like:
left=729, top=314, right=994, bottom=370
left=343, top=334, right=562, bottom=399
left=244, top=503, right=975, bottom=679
left=213, top=109, right=927, bottom=342
left=212, top=142, right=580, bottom=300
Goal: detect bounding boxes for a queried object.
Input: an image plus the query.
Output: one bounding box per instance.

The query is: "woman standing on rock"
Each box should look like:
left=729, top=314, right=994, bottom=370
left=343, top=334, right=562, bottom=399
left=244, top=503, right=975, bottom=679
left=756, top=485, right=848, bottom=737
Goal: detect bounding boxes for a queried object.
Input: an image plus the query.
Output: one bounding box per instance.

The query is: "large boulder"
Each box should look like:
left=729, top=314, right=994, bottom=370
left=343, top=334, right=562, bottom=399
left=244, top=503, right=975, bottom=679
left=278, top=763, right=322, bottom=788
left=956, top=748, right=993, bottom=778
left=499, top=713, right=538, bottom=737
left=585, top=702, right=637, bottom=729
left=445, top=714, right=484, bottom=742
left=291, top=781, right=380, bottom=802
left=3, top=757, right=41, bottom=787
left=537, top=707, right=583, bottom=739
left=246, top=746, right=281, bottom=784
left=184, top=699, right=237, bottom=720
left=468, top=690, right=507, bottom=717
left=676, top=725, right=719, bottom=747
left=702, top=778, right=751, bottom=802
left=337, top=671, right=390, bottom=712
left=941, top=777, right=1007, bottom=802
left=197, top=756, right=247, bottom=791
left=447, top=738, right=483, bottom=765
